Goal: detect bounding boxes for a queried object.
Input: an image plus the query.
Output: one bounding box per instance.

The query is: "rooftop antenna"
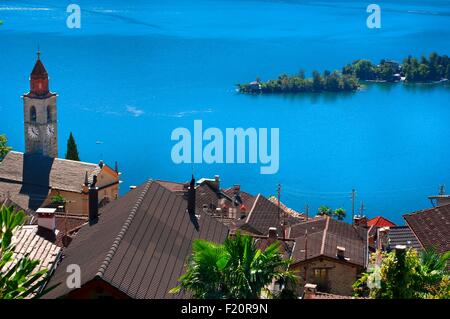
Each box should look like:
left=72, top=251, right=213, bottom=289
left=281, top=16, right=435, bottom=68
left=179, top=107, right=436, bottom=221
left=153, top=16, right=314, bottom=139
left=351, top=189, right=356, bottom=224
left=37, top=44, right=41, bottom=60
left=439, top=184, right=445, bottom=195
left=360, top=200, right=365, bottom=216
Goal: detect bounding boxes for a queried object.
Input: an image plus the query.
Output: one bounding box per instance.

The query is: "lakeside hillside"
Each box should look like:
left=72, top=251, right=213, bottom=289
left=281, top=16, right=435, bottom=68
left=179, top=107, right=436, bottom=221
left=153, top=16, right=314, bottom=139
left=238, top=53, right=449, bottom=94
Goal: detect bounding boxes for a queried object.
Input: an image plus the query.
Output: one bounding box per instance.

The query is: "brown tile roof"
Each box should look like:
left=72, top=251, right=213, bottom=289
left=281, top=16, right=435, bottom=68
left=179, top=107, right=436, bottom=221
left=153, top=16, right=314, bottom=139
left=43, top=180, right=229, bottom=299
left=238, top=194, right=284, bottom=236
left=0, top=151, right=101, bottom=193
left=0, top=180, right=50, bottom=212
left=267, top=196, right=306, bottom=220
left=290, top=217, right=368, bottom=267
left=155, top=180, right=186, bottom=193
left=1, top=225, right=62, bottom=297
left=403, top=204, right=450, bottom=254
left=386, top=226, right=422, bottom=251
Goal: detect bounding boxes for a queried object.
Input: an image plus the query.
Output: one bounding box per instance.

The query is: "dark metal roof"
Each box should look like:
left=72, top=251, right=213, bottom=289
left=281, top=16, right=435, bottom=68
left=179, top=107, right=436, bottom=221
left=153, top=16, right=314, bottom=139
left=403, top=204, right=450, bottom=254
left=290, top=217, right=368, bottom=267
left=44, top=180, right=229, bottom=299
left=386, top=226, right=422, bottom=251
left=238, top=194, right=283, bottom=236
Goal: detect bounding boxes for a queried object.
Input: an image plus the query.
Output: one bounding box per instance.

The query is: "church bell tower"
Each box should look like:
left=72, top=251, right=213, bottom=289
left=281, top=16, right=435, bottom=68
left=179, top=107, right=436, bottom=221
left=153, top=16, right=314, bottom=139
left=23, top=51, right=58, bottom=158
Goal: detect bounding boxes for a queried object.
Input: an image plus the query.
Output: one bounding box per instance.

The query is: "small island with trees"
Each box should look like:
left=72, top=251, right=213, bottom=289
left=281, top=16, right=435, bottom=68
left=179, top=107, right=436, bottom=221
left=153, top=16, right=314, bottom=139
left=237, top=52, right=449, bottom=94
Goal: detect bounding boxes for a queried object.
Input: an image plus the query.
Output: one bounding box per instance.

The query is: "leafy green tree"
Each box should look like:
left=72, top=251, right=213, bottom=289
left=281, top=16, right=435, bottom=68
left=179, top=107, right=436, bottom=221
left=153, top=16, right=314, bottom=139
left=0, top=134, right=12, bottom=161
left=50, top=194, right=66, bottom=206
left=353, top=248, right=450, bottom=299
left=170, top=232, right=297, bottom=299
left=0, top=206, right=49, bottom=299
left=65, top=132, right=80, bottom=161
left=317, top=205, right=332, bottom=216
left=333, top=208, right=346, bottom=221
left=352, top=60, right=376, bottom=80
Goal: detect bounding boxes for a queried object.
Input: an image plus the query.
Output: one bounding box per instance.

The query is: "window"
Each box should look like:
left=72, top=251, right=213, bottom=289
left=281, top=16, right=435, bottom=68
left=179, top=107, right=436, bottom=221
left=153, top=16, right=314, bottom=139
left=30, top=106, right=37, bottom=122
left=47, top=105, right=52, bottom=123
left=313, top=268, right=329, bottom=292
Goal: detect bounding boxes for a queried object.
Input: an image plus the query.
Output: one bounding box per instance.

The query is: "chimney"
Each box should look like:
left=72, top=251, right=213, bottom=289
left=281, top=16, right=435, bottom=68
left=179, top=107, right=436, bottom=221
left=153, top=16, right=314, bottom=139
left=89, top=175, right=99, bottom=224
left=268, top=227, right=278, bottom=239
left=336, top=246, right=346, bottom=259
left=36, top=208, right=57, bottom=232
left=354, top=215, right=368, bottom=227
left=187, top=175, right=196, bottom=216
left=99, top=160, right=104, bottom=169
left=303, top=283, right=317, bottom=299
left=213, top=175, right=220, bottom=190
left=233, top=184, right=240, bottom=194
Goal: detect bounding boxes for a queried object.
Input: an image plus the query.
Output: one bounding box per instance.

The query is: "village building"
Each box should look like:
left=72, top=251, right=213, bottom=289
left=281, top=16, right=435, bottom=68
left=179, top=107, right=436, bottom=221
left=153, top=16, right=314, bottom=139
left=43, top=179, right=229, bottom=299
left=0, top=52, right=120, bottom=217
left=288, top=217, right=368, bottom=296
left=155, top=175, right=305, bottom=236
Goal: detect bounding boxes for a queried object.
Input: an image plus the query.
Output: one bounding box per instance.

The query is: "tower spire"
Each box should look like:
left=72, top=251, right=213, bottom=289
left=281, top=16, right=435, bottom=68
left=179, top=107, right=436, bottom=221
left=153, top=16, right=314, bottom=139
left=37, top=45, right=41, bottom=60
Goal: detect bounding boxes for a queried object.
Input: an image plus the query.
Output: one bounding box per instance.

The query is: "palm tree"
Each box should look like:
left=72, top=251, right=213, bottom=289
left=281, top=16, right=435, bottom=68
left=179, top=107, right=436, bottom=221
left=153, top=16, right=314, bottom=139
left=333, top=208, right=346, bottom=221
left=170, top=232, right=297, bottom=299
left=317, top=205, right=332, bottom=216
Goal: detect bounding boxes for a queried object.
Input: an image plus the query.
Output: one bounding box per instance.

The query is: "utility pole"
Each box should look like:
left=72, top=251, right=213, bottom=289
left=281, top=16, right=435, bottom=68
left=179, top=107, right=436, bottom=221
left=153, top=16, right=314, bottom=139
left=351, top=189, right=356, bottom=224
left=439, top=184, right=445, bottom=195
left=277, top=184, right=284, bottom=238
left=305, top=204, right=309, bottom=221
left=360, top=200, right=365, bottom=216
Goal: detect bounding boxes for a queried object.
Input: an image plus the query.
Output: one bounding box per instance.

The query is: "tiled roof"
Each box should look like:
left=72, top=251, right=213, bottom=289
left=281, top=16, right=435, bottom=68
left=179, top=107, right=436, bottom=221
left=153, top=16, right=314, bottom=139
left=238, top=194, right=283, bottom=236
left=290, top=217, right=368, bottom=267
left=367, top=216, right=396, bottom=228
left=31, top=58, right=48, bottom=78
left=43, top=180, right=229, bottom=299
left=0, top=151, right=101, bottom=193
left=1, top=225, right=62, bottom=296
left=403, top=204, right=450, bottom=254
left=1, top=197, right=88, bottom=248
left=155, top=180, right=186, bottom=193
left=0, top=180, right=50, bottom=211
left=386, top=226, right=422, bottom=251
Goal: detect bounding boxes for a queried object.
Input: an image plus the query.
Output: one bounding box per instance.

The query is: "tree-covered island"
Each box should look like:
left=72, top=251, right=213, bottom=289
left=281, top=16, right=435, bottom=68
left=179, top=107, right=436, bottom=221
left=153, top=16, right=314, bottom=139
left=238, top=52, right=449, bottom=94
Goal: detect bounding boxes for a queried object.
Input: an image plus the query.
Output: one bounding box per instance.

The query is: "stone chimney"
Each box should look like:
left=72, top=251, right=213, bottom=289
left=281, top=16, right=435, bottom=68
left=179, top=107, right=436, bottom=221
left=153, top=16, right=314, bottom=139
left=268, top=227, right=278, bottom=239
left=303, top=283, right=317, bottom=299
left=89, top=175, right=99, bottom=224
left=213, top=175, right=220, bottom=190
left=36, top=208, right=57, bottom=232
left=336, top=246, right=346, bottom=259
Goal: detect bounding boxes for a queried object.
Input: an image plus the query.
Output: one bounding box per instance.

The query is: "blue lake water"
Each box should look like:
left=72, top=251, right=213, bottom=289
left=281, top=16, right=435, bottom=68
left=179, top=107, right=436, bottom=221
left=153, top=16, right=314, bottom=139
left=1, top=0, right=449, bottom=223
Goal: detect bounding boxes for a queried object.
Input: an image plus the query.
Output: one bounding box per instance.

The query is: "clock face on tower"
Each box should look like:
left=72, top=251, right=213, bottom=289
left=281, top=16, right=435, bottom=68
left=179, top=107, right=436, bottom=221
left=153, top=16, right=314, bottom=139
left=46, top=124, right=55, bottom=136
left=28, top=126, right=39, bottom=139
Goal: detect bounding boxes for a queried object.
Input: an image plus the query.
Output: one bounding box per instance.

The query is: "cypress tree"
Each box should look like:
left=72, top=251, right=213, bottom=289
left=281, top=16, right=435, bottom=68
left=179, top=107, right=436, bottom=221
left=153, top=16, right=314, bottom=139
left=65, top=132, right=80, bottom=161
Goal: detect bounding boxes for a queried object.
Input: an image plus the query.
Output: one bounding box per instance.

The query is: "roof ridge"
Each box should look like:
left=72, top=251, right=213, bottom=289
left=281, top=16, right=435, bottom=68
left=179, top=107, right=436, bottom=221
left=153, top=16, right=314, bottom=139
left=245, top=193, right=261, bottom=223
left=403, top=203, right=450, bottom=218
left=320, top=217, right=330, bottom=255
left=95, top=179, right=153, bottom=278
